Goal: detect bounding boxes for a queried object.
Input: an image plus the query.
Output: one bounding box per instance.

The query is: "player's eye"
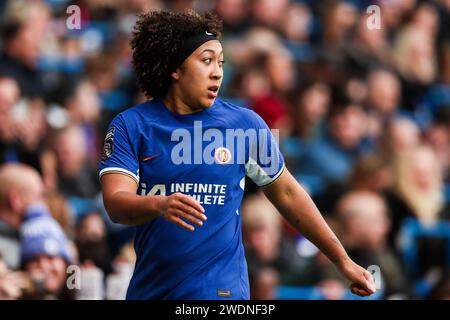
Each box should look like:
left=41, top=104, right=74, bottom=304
left=203, top=58, right=212, bottom=64
left=219, top=60, right=225, bottom=67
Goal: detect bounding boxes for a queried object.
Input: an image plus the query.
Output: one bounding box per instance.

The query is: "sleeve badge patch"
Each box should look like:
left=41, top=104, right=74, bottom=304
left=101, top=127, right=115, bottom=161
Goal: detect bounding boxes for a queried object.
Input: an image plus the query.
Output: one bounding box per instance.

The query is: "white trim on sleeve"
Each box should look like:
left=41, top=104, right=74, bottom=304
left=99, top=167, right=139, bottom=183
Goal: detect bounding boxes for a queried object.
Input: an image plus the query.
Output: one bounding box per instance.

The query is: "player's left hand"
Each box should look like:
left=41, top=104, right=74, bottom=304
left=336, top=258, right=376, bottom=297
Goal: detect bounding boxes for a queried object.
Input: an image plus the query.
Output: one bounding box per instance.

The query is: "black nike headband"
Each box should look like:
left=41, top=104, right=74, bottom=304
left=169, top=31, right=217, bottom=71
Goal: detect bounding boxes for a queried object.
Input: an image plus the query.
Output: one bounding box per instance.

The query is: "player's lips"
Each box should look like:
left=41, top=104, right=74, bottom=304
left=207, top=85, right=219, bottom=98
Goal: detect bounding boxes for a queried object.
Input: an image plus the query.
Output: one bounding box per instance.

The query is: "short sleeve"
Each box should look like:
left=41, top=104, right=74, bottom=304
left=245, top=111, right=285, bottom=187
left=98, top=114, right=139, bottom=183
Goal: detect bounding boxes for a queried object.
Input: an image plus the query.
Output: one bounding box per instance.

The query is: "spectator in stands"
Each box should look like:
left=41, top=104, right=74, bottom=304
left=242, top=193, right=320, bottom=287
left=50, top=125, right=100, bottom=212
left=299, top=102, right=370, bottom=186
left=249, top=267, right=279, bottom=300
left=328, top=190, right=409, bottom=299
left=12, top=99, right=48, bottom=172
left=0, top=77, right=20, bottom=164
left=419, top=43, right=450, bottom=122
left=348, top=154, right=392, bottom=194
left=365, top=69, right=402, bottom=141
left=0, top=253, right=24, bottom=299
left=381, top=116, right=422, bottom=158
left=0, top=164, right=45, bottom=269
left=387, top=145, right=450, bottom=247
left=251, top=47, right=293, bottom=132
left=0, top=76, right=48, bottom=173
left=228, top=62, right=270, bottom=104
left=75, top=212, right=112, bottom=275
left=392, top=3, right=438, bottom=110
left=20, top=203, right=74, bottom=300
left=292, top=80, right=331, bottom=141
left=345, top=12, right=390, bottom=74
left=425, top=110, right=450, bottom=181
left=85, top=54, right=126, bottom=112
left=280, top=80, right=331, bottom=180
left=250, top=0, right=289, bottom=32
left=214, top=0, right=250, bottom=36
left=281, top=2, right=315, bottom=63
left=321, top=0, right=358, bottom=52
left=63, top=80, right=102, bottom=166
left=45, top=192, right=74, bottom=238
left=105, top=242, right=135, bottom=300
left=0, top=0, right=49, bottom=98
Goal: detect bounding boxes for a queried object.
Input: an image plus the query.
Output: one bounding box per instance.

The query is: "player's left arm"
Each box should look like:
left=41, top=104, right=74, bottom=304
left=262, top=168, right=376, bottom=297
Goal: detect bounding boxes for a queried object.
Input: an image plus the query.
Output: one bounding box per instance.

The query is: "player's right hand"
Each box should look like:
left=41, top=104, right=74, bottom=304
left=159, top=193, right=206, bottom=231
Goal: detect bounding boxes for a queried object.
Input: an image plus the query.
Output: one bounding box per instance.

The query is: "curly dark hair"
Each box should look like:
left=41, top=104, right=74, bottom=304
left=131, top=10, right=223, bottom=99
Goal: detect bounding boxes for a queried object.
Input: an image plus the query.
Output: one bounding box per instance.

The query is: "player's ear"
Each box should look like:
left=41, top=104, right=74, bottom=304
left=171, top=69, right=180, bottom=80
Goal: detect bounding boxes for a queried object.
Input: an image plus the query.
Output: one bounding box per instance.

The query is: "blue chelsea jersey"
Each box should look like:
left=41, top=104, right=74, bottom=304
left=99, top=98, right=285, bottom=300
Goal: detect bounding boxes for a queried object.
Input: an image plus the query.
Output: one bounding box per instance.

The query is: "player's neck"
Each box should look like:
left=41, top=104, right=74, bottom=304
left=163, top=90, right=196, bottom=115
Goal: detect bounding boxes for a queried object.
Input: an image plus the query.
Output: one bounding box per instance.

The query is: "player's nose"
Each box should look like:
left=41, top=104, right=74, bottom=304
left=210, top=63, right=223, bottom=81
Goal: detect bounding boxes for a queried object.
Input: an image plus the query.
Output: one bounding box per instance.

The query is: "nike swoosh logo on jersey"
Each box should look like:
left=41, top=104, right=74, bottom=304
left=142, top=153, right=161, bottom=161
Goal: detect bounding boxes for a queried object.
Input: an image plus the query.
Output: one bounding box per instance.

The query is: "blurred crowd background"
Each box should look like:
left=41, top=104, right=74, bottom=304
left=0, top=0, right=449, bottom=300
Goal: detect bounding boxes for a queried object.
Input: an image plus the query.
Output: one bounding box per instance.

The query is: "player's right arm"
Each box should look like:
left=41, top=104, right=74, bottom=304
left=99, top=113, right=206, bottom=230
left=100, top=171, right=206, bottom=230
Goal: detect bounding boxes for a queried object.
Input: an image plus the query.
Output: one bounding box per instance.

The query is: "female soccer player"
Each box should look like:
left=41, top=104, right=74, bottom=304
left=99, top=10, right=376, bottom=299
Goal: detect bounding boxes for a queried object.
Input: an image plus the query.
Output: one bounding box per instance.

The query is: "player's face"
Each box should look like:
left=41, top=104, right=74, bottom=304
left=175, top=40, right=224, bottom=110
